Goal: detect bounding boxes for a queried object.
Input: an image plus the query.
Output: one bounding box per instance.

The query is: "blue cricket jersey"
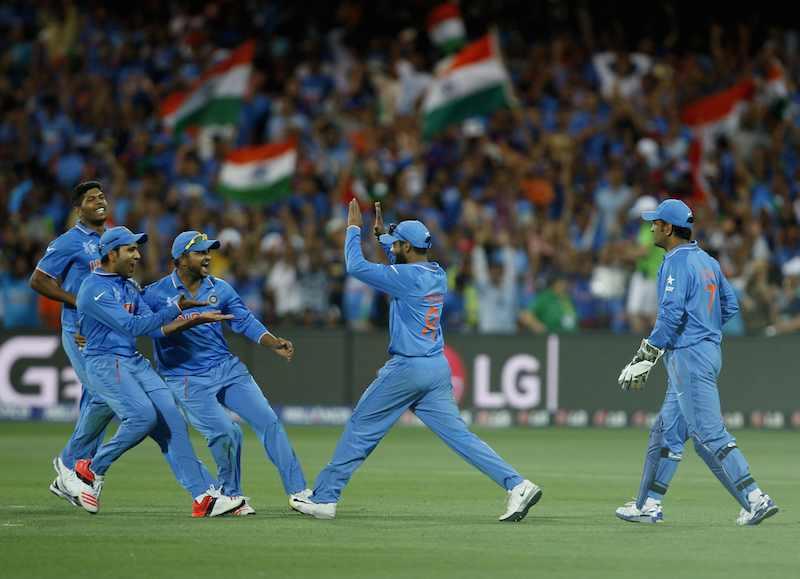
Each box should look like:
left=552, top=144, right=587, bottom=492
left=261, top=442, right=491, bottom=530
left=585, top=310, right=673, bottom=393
left=648, top=241, right=739, bottom=350
left=35, top=221, right=102, bottom=333
left=345, top=226, right=446, bottom=357
left=76, top=270, right=181, bottom=357
left=141, top=271, right=270, bottom=376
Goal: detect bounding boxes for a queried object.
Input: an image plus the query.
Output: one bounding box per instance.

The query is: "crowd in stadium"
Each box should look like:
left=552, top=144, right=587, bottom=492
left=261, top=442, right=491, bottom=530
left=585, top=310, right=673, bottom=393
left=1, top=1, right=799, bottom=336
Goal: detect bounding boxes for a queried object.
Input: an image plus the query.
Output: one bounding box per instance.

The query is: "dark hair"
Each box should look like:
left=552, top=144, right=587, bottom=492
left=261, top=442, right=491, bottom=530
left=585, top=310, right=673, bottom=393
left=412, top=246, right=427, bottom=256
left=100, top=247, right=119, bottom=264
left=73, top=180, right=103, bottom=206
left=671, top=225, right=692, bottom=240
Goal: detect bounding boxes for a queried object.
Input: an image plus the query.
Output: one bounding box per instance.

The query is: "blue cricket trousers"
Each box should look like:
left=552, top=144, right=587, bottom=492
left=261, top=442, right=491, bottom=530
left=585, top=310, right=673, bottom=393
left=85, top=353, right=213, bottom=498
left=313, top=354, right=524, bottom=503
left=165, top=356, right=306, bottom=496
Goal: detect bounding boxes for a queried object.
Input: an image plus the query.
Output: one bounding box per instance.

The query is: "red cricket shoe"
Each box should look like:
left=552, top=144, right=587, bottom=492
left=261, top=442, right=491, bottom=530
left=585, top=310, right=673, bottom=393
left=192, top=487, right=244, bottom=518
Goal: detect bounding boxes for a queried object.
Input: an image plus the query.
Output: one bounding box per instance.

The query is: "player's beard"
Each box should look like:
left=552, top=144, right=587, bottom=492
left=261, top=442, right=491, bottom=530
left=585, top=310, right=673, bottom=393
left=394, top=250, right=408, bottom=264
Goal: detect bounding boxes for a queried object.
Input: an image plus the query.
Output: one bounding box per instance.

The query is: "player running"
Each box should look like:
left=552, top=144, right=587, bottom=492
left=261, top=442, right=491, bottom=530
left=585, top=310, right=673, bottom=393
left=140, top=231, right=310, bottom=514
left=292, top=200, right=541, bottom=521
left=69, top=226, right=244, bottom=517
left=615, top=199, right=778, bottom=526
left=30, top=181, right=116, bottom=506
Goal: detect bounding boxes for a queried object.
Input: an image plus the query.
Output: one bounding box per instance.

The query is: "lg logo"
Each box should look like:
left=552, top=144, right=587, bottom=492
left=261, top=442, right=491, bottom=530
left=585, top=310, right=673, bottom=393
left=0, top=337, right=81, bottom=408
left=445, top=336, right=560, bottom=411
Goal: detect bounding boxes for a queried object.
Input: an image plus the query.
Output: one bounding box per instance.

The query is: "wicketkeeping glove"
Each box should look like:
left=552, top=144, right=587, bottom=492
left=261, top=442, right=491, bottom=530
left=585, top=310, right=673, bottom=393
left=618, top=339, right=664, bottom=391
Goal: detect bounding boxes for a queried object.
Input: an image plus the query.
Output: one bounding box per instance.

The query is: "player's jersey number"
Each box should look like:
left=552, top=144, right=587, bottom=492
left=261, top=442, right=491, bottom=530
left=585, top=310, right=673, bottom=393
left=421, top=304, right=442, bottom=340
left=705, top=283, right=716, bottom=314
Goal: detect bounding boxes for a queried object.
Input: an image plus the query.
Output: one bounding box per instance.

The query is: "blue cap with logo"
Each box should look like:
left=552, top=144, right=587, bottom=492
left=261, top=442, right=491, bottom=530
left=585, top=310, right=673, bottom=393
left=642, top=199, right=694, bottom=230
left=379, top=220, right=432, bottom=249
left=99, top=226, right=148, bottom=257
left=171, top=230, right=221, bottom=260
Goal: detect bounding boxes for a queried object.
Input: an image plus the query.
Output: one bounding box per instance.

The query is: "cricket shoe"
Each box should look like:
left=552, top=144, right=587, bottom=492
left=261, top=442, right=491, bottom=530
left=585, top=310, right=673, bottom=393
left=615, top=498, right=663, bottom=524
left=231, top=497, right=256, bottom=516
left=74, top=459, right=103, bottom=514
left=192, top=487, right=245, bottom=518
left=290, top=494, right=336, bottom=520
left=288, top=489, right=313, bottom=513
left=736, top=492, right=779, bottom=526
left=49, top=457, right=80, bottom=507
left=499, top=480, right=542, bottom=522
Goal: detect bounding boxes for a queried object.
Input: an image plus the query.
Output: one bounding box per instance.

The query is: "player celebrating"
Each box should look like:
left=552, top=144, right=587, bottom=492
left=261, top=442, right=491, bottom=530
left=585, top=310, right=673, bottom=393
left=615, top=199, right=778, bottom=526
left=292, top=200, right=541, bottom=521
left=141, top=231, right=310, bottom=514
left=70, top=226, right=244, bottom=517
left=30, top=181, right=116, bottom=506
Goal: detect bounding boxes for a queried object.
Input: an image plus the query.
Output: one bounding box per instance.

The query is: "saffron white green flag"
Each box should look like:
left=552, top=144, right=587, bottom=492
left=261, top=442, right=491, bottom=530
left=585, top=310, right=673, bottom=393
left=427, top=3, right=466, bottom=54
left=160, top=41, right=254, bottom=133
left=218, top=140, right=296, bottom=204
left=421, top=34, right=514, bottom=140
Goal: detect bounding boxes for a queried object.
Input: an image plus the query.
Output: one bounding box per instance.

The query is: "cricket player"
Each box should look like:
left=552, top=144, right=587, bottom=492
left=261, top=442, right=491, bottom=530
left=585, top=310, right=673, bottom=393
left=69, top=226, right=245, bottom=517
left=615, top=199, right=778, bottom=526
left=293, top=200, right=541, bottom=521
left=140, top=231, right=310, bottom=514
left=30, top=181, right=116, bottom=505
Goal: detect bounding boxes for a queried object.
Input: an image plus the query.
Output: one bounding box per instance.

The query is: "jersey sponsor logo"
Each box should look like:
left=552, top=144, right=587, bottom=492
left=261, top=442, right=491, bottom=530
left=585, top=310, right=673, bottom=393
left=665, top=275, right=675, bottom=293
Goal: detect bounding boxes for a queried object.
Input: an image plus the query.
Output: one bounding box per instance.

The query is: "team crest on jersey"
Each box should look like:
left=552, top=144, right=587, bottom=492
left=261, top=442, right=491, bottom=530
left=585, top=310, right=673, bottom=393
left=208, top=294, right=218, bottom=305
left=113, top=288, right=122, bottom=301
left=83, top=241, right=98, bottom=256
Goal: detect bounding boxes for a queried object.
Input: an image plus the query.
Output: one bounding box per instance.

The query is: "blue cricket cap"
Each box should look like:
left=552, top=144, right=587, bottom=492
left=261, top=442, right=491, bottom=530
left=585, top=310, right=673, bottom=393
left=171, top=230, right=221, bottom=260
left=642, top=199, right=694, bottom=230
left=99, top=226, right=147, bottom=257
left=379, top=220, right=432, bottom=249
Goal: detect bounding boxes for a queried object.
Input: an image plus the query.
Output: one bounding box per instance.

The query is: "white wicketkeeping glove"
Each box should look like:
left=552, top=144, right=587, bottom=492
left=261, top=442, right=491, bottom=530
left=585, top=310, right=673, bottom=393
left=618, top=339, right=664, bottom=391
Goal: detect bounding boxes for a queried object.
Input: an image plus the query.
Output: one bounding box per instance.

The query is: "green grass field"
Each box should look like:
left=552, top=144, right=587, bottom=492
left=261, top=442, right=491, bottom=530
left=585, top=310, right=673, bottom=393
left=0, top=423, right=796, bottom=579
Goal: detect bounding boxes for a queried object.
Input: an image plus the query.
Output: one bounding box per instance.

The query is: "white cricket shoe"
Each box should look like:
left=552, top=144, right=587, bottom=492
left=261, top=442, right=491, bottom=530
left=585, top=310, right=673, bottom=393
left=74, top=459, right=103, bottom=514
left=615, top=498, right=663, bottom=524
left=291, top=494, right=337, bottom=520
left=288, top=488, right=313, bottom=513
left=192, top=487, right=245, bottom=518
left=49, top=456, right=80, bottom=507
left=736, top=491, right=779, bottom=526
left=499, top=479, right=542, bottom=522
left=232, top=497, right=256, bottom=516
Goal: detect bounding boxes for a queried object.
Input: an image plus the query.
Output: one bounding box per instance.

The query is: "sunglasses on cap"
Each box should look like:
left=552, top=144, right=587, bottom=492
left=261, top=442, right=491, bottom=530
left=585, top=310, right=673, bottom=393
left=184, top=233, right=208, bottom=252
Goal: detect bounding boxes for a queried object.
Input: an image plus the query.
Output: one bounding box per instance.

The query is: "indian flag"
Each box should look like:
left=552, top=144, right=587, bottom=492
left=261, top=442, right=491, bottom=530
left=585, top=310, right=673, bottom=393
left=218, top=140, right=296, bottom=204
left=160, top=41, right=254, bottom=133
left=763, top=58, right=790, bottom=118
left=681, top=79, right=754, bottom=200
left=421, top=34, right=514, bottom=140
left=427, top=3, right=466, bottom=54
